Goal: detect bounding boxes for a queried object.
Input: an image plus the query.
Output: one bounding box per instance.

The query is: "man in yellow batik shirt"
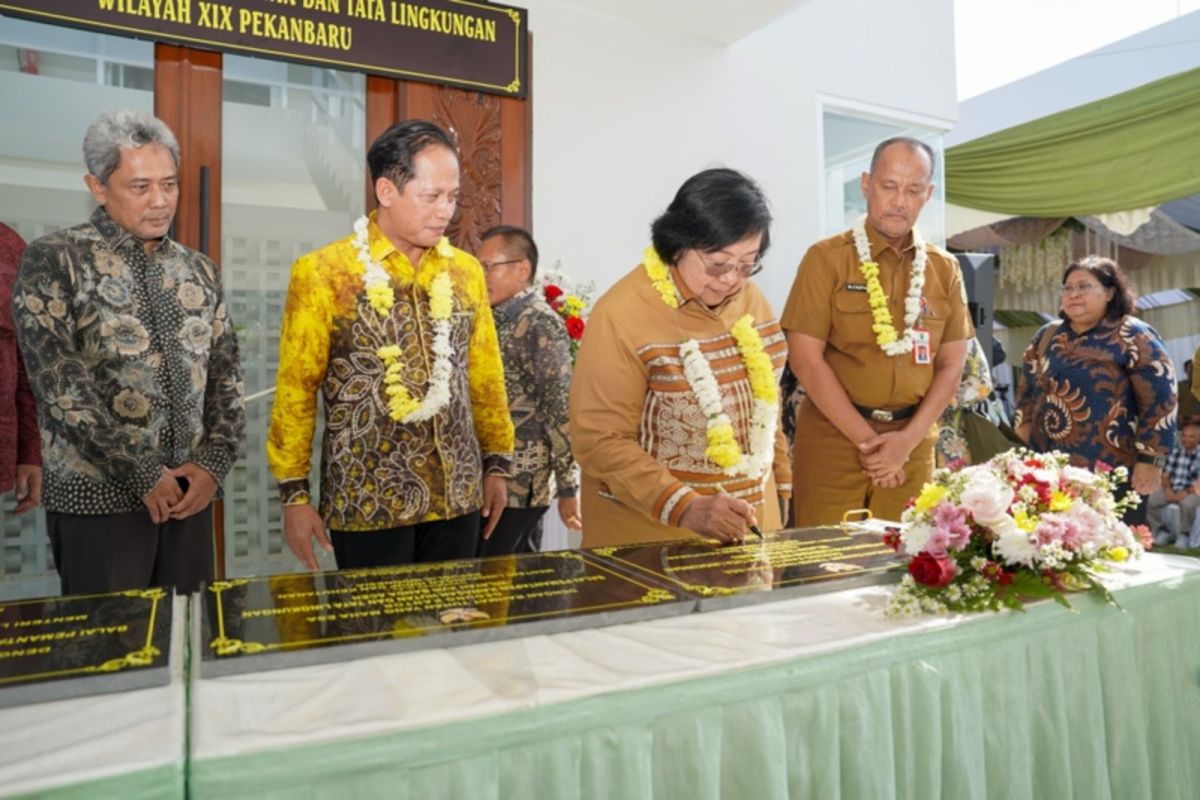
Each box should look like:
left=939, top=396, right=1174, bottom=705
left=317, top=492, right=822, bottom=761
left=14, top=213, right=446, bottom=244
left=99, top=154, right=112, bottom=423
left=267, top=120, right=514, bottom=571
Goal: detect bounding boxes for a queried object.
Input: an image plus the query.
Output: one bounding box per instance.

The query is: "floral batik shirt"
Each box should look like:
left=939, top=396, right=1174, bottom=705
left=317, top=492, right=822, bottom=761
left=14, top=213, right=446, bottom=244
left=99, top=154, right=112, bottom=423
left=267, top=213, right=514, bottom=531
left=492, top=287, right=578, bottom=508
left=12, top=206, right=245, bottom=514
left=936, top=337, right=994, bottom=468
left=1014, top=316, right=1176, bottom=470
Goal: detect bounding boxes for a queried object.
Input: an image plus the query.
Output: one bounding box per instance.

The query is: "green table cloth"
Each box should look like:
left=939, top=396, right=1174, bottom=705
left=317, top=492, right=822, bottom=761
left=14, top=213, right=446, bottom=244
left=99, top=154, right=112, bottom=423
left=0, top=601, right=187, bottom=799
left=187, top=553, right=1200, bottom=799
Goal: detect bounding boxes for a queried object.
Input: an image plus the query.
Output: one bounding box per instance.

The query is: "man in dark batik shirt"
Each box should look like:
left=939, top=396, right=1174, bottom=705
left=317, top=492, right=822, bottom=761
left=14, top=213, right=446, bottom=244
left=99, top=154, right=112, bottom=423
left=476, top=226, right=580, bottom=555
left=12, top=110, right=244, bottom=595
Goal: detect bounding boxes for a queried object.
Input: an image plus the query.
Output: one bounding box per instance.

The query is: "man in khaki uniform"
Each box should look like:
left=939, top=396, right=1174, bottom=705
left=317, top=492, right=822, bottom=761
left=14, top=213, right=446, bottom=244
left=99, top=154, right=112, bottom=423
left=782, top=138, right=972, bottom=526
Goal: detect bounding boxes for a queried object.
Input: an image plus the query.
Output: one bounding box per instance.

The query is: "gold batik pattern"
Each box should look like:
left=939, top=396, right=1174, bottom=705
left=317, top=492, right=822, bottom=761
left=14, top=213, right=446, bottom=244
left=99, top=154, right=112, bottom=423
left=267, top=212, right=513, bottom=530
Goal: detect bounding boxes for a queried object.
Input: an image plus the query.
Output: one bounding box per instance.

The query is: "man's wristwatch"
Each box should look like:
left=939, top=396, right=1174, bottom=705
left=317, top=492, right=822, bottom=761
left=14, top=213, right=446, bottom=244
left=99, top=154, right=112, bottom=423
left=1136, top=453, right=1166, bottom=468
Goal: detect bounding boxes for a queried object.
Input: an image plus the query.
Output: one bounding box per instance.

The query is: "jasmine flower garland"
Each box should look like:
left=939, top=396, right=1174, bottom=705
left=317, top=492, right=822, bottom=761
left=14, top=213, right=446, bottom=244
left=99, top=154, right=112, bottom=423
left=852, top=214, right=927, bottom=356
left=644, top=247, right=778, bottom=479
left=353, top=215, right=457, bottom=423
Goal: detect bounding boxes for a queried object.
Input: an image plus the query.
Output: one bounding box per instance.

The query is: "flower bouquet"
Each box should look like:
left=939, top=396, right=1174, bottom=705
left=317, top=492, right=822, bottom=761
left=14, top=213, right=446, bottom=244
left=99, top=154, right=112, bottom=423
left=539, top=261, right=594, bottom=362
left=884, top=448, right=1150, bottom=618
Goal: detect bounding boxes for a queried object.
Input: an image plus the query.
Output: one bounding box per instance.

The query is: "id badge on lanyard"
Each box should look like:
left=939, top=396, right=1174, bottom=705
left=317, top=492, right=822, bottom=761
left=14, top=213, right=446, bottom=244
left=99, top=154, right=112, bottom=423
left=912, top=328, right=931, bottom=365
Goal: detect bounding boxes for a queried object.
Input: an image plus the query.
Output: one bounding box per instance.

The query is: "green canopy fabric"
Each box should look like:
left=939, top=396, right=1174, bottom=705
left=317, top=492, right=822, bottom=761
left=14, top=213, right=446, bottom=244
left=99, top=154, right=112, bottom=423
left=946, top=67, right=1200, bottom=216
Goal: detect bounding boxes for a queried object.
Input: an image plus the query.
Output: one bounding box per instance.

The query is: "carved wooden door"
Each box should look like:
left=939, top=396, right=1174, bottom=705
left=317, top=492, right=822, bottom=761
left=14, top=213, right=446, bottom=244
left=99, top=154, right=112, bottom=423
left=365, top=66, right=532, bottom=251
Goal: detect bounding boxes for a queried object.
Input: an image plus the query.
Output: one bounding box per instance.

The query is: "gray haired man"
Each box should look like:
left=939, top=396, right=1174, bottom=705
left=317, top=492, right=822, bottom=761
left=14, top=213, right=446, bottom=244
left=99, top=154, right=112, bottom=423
left=12, top=109, right=245, bottom=595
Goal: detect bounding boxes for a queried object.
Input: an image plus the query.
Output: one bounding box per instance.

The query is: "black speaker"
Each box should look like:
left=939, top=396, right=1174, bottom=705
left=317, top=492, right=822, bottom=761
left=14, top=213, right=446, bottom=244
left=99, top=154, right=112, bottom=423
left=955, top=252, right=996, bottom=363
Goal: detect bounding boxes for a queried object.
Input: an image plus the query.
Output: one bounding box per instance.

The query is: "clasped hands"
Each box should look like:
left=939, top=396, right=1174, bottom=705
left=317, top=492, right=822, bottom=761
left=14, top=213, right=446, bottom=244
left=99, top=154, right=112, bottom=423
left=857, top=429, right=917, bottom=489
left=142, top=463, right=218, bottom=524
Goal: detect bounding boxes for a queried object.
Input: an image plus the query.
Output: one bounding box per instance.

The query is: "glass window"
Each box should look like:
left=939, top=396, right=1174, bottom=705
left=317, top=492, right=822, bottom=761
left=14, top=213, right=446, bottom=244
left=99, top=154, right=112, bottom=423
left=822, top=108, right=946, bottom=246
left=0, top=16, right=154, bottom=599
left=221, top=54, right=366, bottom=578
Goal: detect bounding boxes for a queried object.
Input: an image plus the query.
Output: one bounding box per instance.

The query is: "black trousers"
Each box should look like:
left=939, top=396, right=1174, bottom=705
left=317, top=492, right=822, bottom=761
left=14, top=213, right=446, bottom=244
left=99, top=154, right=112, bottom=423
left=478, top=506, right=547, bottom=558
left=46, top=507, right=214, bottom=596
left=331, top=512, right=481, bottom=570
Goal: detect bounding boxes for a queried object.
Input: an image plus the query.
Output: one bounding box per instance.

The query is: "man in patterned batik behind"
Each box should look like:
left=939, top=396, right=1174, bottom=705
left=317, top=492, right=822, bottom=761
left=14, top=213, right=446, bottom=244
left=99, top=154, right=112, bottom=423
left=476, top=226, right=580, bottom=556
left=12, top=110, right=244, bottom=595
left=267, top=120, right=514, bottom=571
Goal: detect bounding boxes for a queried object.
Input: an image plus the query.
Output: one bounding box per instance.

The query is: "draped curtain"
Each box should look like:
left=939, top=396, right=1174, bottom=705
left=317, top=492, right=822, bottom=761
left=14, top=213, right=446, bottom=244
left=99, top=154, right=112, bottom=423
left=945, top=67, right=1200, bottom=216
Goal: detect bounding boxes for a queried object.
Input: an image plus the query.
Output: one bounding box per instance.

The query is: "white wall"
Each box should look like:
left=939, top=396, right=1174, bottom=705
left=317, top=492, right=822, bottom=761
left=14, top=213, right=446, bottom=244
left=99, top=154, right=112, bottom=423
left=519, top=0, right=736, bottom=293
left=522, top=0, right=958, bottom=310
left=727, top=0, right=957, bottom=305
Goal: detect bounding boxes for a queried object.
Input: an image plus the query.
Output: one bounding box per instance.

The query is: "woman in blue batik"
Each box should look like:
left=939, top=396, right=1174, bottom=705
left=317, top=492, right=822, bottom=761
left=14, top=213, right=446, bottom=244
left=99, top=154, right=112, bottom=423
left=1014, top=256, right=1176, bottom=524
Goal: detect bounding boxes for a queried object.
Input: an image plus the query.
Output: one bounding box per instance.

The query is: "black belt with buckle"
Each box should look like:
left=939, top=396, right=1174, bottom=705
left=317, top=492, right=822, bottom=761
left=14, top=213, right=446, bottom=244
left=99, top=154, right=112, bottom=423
left=854, top=403, right=918, bottom=423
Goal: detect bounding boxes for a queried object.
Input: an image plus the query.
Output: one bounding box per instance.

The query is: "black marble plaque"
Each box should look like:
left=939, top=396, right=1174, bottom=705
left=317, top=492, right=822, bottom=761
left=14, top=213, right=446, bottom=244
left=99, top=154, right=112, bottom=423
left=199, top=551, right=694, bottom=676
left=584, top=527, right=904, bottom=610
left=0, top=588, right=173, bottom=708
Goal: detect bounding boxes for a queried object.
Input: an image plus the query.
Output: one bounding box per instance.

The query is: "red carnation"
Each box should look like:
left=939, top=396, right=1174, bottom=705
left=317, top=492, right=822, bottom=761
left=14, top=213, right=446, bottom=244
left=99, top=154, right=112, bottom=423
left=908, top=552, right=957, bottom=588
left=544, top=284, right=564, bottom=303
left=882, top=528, right=902, bottom=551
left=981, top=561, right=1011, bottom=584
left=565, top=316, right=585, bottom=340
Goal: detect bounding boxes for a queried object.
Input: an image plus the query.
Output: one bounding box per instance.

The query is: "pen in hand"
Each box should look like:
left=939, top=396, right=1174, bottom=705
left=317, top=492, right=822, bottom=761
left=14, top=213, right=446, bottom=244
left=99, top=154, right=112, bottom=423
left=713, top=483, right=764, bottom=540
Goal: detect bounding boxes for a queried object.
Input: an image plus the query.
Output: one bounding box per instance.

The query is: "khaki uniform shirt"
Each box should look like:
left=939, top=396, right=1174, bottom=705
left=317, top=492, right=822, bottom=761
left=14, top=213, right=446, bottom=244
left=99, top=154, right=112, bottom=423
left=780, top=224, right=973, bottom=410
left=569, top=263, right=791, bottom=547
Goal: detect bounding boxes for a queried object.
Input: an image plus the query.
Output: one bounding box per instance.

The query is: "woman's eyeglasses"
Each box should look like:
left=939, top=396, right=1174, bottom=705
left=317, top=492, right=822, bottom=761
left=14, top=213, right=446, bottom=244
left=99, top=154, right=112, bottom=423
left=1060, top=282, right=1103, bottom=296
left=696, top=253, right=763, bottom=279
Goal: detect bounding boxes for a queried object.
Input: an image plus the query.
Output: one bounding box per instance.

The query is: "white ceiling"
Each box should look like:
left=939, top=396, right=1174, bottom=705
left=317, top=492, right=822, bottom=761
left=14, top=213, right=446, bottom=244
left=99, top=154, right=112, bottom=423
left=548, top=0, right=809, bottom=45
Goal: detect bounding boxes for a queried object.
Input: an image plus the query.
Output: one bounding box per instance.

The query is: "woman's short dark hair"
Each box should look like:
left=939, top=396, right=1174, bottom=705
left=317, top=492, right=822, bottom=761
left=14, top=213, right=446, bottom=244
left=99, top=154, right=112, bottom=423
left=367, top=119, right=457, bottom=193
left=1060, top=255, right=1136, bottom=321
left=650, top=168, right=772, bottom=265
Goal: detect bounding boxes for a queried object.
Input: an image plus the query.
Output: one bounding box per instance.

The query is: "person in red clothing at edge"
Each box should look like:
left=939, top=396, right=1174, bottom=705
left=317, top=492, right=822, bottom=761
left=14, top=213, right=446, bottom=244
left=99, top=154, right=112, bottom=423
left=0, top=222, right=41, bottom=514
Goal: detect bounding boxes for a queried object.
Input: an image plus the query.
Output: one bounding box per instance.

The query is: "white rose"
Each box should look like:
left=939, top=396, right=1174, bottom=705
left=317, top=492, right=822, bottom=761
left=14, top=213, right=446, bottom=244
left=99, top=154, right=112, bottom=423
left=959, top=470, right=1015, bottom=524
